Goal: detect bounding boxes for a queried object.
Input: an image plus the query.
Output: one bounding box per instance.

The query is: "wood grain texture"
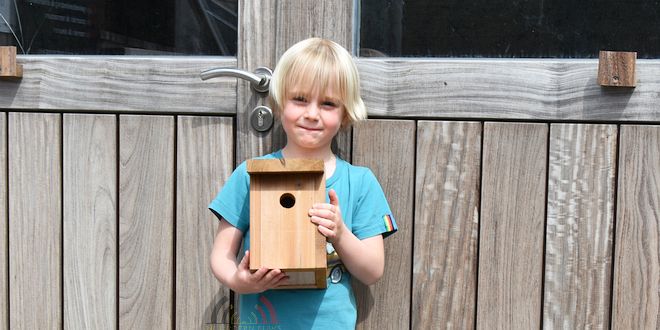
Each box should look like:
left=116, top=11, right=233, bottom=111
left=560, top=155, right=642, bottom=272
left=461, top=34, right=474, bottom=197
left=237, top=0, right=354, bottom=164
left=8, top=112, right=61, bottom=329
left=352, top=119, right=415, bottom=330
left=246, top=159, right=324, bottom=173
left=598, top=51, right=636, bottom=87
left=357, top=58, right=660, bottom=121
left=0, top=56, right=236, bottom=113
left=236, top=0, right=278, bottom=164
left=612, top=125, right=660, bottom=329
left=0, top=47, right=22, bottom=78
left=63, top=114, right=117, bottom=329
left=477, top=122, right=548, bottom=330
left=176, top=116, right=233, bottom=329
left=250, top=173, right=326, bottom=289
left=413, top=121, right=481, bottom=329
left=274, top=0, right=353, bottom=56
left=0, top=113, right=6, bottom=330
left=119, top=115, right=174, bottom=329
left=543, top=124, right=617, bottom=329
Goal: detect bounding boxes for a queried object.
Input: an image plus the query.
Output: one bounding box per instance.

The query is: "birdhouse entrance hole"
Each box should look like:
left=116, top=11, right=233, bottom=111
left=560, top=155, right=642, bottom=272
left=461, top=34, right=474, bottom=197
left=280, top=193, right=295, bottom=208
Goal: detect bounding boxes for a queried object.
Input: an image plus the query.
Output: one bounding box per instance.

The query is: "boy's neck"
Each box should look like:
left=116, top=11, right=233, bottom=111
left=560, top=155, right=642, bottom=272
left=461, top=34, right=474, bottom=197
left=281, top=145, right=337, bottom=178
left=281, top=145, right=334, bottom=162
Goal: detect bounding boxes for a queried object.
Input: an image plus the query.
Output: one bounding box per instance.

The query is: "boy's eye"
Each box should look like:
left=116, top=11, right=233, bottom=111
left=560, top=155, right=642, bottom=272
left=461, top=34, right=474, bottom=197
left=322, top=101, right=338, bottom=108
left=292, top=96, right=307, bottom=102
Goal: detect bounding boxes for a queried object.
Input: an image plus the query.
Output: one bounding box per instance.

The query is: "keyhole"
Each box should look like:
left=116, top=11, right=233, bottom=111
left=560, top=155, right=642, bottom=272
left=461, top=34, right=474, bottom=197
left=280, top=193, right=295, bottom=208
left=257, top=109, right=265, bottom=127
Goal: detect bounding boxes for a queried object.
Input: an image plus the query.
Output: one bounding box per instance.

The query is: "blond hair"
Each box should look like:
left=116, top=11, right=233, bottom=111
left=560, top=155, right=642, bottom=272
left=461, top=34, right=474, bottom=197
left=269, top=38, right=367, bottom=127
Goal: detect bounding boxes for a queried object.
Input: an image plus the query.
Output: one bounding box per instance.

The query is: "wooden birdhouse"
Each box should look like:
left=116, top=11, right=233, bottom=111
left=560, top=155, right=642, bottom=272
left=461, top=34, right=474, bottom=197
left=247, top=158, right=327, bottom=289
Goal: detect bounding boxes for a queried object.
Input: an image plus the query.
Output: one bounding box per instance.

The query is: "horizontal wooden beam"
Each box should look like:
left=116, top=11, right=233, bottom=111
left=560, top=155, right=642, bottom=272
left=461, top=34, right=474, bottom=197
left=358, top=58, right=660, bottom=122
left=2, top=56, right=660, bottom=123
left=0, top=56, right=237, bottom=114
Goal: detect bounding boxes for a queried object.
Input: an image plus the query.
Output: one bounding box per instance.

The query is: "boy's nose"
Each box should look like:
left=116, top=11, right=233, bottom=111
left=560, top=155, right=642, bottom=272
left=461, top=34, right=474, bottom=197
left=304, top=104, right=320, bottom=119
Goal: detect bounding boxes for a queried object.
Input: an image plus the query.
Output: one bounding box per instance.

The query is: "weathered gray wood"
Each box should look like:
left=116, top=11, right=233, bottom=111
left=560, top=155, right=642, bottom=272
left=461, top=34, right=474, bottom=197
left=352, top=119, right=414, bottom=330
left=612, top=125, right=660, bottom=330
left=4, top=57, right=660, bottom=122
left=543, top=124, right=617, bottom=329
left=0, top=56, right=236, bottom=114
left=477, top=122, right=547, bottom=329
left=274, top=0, right=353, bottom=57
left=63, top=114, right=117, bottom=329
left=358, top=58, right=660, bottom=121
left=236, top=0, right=277, bottom=164
left=9, top=112, right=62, bottom=329
left=237, top=0, right=354, bottom=164
left=0, top=113, right=6, bottom=330
left=119, top=115, right=174, bottom=329
left=176, top=116, right=233, bottom=329
left=413, top=121, right=481, bottom=329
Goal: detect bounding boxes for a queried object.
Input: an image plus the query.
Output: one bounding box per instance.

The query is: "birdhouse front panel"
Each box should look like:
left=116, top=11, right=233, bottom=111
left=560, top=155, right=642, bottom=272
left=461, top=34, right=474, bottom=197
left=247, top=159, right=327, bottom=289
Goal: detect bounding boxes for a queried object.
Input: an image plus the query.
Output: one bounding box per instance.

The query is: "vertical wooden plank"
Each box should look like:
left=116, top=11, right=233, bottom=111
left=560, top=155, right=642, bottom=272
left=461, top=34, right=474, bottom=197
left=176, top=116, right=233, bottom=329
left=612, top=125, right=660, bottom=330
left=119, top=115, right=174, bottom=329
left=9, top=112, right=62, bottom=329
left=237, top=0, right=276, bottom=164
left=352, top=119, right=414, bottom=329
left=543, top=124, right=616, bottom=329
left=0, top=113, right=6, bottom=330
left=237, top=0, right=354, bottom=164
left=63, top=114, right=117, bottom=329
left=477, top=122, right=547, bottom=329
left=412, top=121, right=481, bottom=329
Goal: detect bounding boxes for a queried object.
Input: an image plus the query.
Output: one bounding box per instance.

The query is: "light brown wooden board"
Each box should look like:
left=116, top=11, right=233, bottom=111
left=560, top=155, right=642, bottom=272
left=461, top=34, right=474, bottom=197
left=176, top=116, right=234, bottom=329
left=9, top=112, right=62, bottom=329
left=249, top=172, right=326, bottom=289
left=543, top=124, right=617, bottom=329
left=612, top=125, right=660, bottom=329
left=477, top=122, right=547, bottom=329
left=119, top=115, right=174, bottom=329
left=246, top=158, right=324, bottom=174
left=63, top=114, right=117, bottom=329
left=352, top=119, right=415, bottom=330
left=412, top=121, right=481, bottom=329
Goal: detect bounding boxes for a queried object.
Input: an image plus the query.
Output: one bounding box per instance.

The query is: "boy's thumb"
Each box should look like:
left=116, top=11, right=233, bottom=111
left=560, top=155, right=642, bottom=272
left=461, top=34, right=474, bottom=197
left=239, top=250, right=250, bottom=268
left=329, top=189, right=339, bottom=206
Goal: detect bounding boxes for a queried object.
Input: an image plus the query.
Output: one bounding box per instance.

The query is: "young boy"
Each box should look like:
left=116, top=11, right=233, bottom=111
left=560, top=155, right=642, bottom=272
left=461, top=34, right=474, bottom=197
left=209, top=37, right=397, bottom=328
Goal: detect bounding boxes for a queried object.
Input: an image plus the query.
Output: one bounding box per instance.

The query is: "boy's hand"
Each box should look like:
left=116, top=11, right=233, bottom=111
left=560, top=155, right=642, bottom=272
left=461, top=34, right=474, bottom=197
left=309, top=189, right=347, bottom=244
left=231, top=250, right=288, bottom=294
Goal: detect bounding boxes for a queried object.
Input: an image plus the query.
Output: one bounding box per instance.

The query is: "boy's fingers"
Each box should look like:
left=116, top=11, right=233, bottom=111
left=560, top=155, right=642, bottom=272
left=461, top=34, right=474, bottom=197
left=251, top=267, right=268, bottom=280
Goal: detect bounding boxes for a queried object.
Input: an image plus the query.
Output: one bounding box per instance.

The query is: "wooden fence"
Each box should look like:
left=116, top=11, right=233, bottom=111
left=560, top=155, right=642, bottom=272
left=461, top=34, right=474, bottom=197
left=0, top=57, right=659, bottom=330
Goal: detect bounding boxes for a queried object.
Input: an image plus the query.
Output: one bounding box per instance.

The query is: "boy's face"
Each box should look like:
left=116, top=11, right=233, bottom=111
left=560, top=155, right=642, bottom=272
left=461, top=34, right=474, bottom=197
left=280, top=82, right=344, bottom=153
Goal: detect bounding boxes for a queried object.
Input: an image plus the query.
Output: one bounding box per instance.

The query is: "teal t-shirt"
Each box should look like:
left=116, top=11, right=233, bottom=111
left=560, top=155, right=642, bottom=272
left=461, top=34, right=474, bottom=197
left=209, top=150, right=397, bottom=329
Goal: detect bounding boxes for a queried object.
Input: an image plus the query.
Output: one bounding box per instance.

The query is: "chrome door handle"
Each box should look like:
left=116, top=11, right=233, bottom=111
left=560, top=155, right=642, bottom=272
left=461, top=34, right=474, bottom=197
left=200, top=67, right=272, bottom=93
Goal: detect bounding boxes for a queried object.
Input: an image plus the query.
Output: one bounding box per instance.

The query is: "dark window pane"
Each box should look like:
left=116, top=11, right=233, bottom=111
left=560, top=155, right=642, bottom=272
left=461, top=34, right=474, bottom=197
left=360, top=0, right=660, bottom=58
left=0, top=0, right=237, bottom=55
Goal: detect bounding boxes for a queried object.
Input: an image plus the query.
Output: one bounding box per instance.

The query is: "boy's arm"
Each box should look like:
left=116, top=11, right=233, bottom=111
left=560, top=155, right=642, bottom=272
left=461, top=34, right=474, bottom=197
left=210, top=218, right=288, bottom=293
left=309, top=189, right=385, bottom=285
left=332, top=231, right=385, bottom=286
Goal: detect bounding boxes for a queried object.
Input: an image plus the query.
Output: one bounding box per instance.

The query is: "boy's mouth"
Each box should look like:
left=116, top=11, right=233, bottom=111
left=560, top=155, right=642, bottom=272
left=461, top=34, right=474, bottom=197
left=298, top=125, right=323, bottom=132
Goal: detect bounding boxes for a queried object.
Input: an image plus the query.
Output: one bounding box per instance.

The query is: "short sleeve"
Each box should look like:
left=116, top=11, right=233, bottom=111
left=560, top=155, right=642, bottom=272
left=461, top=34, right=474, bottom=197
left=351, top=169, right=398, bottom=240
left=208, top=161, right=250, bottom=233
